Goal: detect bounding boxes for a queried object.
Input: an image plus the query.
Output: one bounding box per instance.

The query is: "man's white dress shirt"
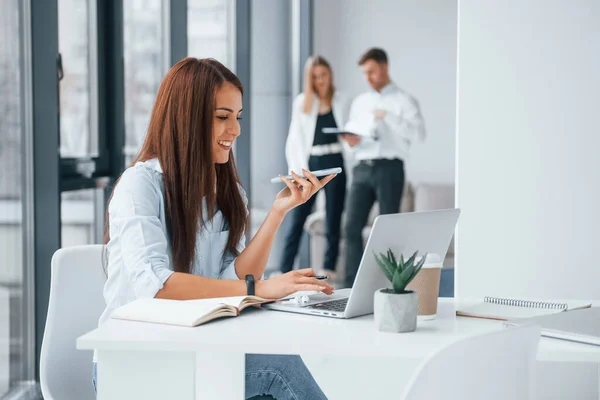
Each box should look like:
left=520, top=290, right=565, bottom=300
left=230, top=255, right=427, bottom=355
left=345, top=82, right=425, bottom=162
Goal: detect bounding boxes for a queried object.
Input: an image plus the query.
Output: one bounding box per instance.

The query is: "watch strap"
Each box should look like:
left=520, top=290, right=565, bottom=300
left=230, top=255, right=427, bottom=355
left=245, top=274, right=255, bottom=296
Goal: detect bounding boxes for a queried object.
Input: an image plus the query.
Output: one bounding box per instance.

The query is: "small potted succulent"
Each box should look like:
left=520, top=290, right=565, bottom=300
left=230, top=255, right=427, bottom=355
left=373, top=249, right=427, bottom=333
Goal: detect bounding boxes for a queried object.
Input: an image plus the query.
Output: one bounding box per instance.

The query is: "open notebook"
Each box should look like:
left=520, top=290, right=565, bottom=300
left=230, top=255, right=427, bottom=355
left=456, top=296, right=592, bottom=321
left=111, top=296, right=273, bottom=327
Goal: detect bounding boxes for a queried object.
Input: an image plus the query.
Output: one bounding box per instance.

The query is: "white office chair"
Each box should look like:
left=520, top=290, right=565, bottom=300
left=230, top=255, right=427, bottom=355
left=401, top=324, right=541, bottom=400
left=40, top=245, right=107, bottom=400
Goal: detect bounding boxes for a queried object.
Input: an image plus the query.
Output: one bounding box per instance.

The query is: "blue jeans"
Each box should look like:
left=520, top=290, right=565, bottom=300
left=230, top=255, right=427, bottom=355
left=93, top=354, right=327, bottom=399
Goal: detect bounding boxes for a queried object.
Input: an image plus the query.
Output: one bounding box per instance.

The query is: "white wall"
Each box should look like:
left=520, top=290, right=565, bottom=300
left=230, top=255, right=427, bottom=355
left=313, top=0, right=457, bottom=185
left=456, top=0, right=600, bottom=300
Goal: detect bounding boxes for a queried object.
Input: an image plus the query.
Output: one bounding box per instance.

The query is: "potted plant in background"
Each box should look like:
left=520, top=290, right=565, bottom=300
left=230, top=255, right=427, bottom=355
left=373, top=249, right=427, bottom=333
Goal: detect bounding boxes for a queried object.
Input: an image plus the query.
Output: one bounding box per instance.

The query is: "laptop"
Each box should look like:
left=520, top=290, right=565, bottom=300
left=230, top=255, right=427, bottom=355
left=263, top=209, right=461, bottom=319
left=506, top=307, right=600, bottom=346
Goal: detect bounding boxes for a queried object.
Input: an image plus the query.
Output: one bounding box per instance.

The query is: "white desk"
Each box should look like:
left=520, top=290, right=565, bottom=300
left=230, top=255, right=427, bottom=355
left=77, top=299, right=600, bottom=399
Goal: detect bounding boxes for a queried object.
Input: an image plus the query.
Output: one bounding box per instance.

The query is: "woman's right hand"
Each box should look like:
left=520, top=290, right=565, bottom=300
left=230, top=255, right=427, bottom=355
left=256, top=268, right=335, bottom=299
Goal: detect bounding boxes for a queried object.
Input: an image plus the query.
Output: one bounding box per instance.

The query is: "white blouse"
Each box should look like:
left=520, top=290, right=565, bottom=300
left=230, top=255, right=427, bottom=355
left=97, top=158, right=247, bottom=328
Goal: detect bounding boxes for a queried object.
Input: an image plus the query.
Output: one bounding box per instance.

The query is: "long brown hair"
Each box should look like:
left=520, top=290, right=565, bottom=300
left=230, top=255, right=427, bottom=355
left=302, top=55, right=336, bottom=114
left=104, top=58, right=247, bottom=274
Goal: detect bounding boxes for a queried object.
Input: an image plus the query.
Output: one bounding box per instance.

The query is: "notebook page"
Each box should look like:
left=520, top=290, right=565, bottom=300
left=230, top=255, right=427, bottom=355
left=457, top=302, right=561, bottom=320
left=185, top=296, right=245, bottom=309
left=112, top=298, right=231, bottom=327
left=563, top=300, right=593, bottom=311
left=197, top=296, right=253, bottom=309
left=217, top=296, right=273, bottom=310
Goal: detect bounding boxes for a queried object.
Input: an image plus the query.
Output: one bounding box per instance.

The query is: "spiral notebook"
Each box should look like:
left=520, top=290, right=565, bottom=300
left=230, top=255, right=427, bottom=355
left=456, top=297, right=592, bottom=321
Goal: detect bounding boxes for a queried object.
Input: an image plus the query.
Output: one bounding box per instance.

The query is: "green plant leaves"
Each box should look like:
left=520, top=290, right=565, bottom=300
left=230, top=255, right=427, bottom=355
left=373, top=251, right=394, bottom=282
left=387, top=249, right=397, bottom=267
left=405, top=251, right=418, bottom=269
left=373, top=249, right=427, bottom=293
left=382, top=254, right=399, bottom=275
left=393, top=261, right=415, bottom=292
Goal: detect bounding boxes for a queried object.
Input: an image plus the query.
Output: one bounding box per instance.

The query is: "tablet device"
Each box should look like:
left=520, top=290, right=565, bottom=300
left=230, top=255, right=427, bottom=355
left=270, top=167, right=342, bottom=183
left=322, top=127, right=358, bottom=135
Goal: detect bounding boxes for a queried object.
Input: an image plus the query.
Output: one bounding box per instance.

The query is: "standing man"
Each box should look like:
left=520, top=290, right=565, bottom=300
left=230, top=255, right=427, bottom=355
left=340, top=48, right=426, bottom=288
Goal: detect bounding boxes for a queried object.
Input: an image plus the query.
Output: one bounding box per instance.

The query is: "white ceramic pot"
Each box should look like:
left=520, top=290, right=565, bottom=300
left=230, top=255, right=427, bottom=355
left=374, top=289, right=418, bottom=333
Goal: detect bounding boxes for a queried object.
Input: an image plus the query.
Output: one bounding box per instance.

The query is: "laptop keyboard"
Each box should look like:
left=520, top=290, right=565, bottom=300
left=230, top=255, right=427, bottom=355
left=307, top=298, right=348, bottom=312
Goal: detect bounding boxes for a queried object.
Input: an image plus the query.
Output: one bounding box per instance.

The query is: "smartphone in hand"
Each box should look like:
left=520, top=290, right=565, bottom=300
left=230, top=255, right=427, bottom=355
left=270, top=167, right=342, bottom=184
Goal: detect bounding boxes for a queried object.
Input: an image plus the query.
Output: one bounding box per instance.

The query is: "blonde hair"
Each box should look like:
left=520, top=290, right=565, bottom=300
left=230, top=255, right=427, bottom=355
left=302, top=55, right=335, bottom=114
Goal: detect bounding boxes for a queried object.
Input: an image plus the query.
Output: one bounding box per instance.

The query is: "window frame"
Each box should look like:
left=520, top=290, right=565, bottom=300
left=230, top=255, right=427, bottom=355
left=25, top=1, right=256, bottom=394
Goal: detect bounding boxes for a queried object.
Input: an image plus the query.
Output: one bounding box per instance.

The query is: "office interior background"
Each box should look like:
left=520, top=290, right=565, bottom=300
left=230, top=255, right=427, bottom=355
left=1, top=0, right=599, bottom=398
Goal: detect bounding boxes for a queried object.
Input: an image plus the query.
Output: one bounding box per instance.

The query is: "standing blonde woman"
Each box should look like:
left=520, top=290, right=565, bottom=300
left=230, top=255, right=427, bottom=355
left=279, top=56, right=350, bottom=281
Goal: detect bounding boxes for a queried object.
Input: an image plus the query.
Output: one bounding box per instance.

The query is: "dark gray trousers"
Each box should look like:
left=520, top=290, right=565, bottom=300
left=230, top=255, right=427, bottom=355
left=344, top=159, right=405, bottom=288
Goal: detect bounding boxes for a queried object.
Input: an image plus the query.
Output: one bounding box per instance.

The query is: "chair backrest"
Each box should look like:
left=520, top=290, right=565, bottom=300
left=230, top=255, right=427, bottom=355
left=40, top=245, right=107, bottom=400
left=402, top=324, right=541, bottom=400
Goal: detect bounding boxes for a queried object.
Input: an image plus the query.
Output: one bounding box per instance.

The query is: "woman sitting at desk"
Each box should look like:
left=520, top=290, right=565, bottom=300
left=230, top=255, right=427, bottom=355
left=96, top=58, right=334, bottom=400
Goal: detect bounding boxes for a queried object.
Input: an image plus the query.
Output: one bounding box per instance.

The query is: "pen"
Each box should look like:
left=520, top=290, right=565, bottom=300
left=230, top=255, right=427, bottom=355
left=314, top=275, right=328, bottom=280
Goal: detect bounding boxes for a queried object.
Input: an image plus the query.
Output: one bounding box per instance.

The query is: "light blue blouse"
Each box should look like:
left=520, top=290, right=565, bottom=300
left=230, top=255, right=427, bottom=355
left=97, top=158, right=247, bottom=327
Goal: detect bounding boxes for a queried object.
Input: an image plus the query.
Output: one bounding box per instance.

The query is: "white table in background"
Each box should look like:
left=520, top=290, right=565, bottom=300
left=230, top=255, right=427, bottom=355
left=77, top=299, right=600, bottom=399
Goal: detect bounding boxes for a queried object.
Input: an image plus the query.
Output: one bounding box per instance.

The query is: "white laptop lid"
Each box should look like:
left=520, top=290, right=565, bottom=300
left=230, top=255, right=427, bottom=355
left=345, top=209, right=461, bottom=318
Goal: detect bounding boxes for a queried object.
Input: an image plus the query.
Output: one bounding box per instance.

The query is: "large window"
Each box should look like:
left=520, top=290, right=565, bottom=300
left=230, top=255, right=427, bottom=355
left=61, top=188, right=106, bottom=248
left=123, top=0, right=167, bottom=166
left=58, top=0, right=108, bottom=248
left=58, top=0, right=98, bottom=158
left=188, top=0, right=235, bottom=68
left=1, top=1, right=243, bottom=397
left=0, top=0, right=31, bottom=395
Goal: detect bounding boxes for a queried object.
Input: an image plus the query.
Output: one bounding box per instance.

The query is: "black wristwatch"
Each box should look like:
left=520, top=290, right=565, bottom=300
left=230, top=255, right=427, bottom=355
left=245, top=274, right=255, bottom=296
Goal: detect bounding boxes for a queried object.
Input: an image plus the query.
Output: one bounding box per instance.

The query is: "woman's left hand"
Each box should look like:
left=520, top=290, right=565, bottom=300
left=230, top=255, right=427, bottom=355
left=272, top=169, right=336, bottom=215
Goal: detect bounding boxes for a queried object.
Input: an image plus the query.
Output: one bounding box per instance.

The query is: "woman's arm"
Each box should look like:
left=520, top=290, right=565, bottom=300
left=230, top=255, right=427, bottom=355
left=158, top=265, right=334, bottom=301
left=156, top=273, right=247, bottom=300
left=232, top=170, right=336, bottom=280
left=230, top=207, right=286, bottom=280
left=111, top=165, right=333, bottom=302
